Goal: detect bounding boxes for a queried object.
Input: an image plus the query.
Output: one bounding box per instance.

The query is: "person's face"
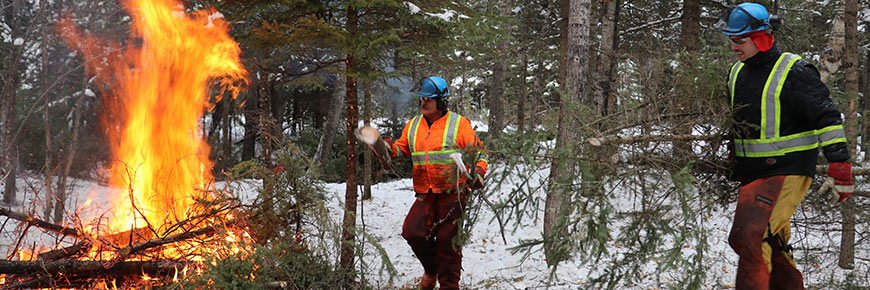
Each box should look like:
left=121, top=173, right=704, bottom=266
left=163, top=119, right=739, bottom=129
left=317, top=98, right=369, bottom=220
left=730, top=35, right=759, bottom=62
left=420, top=97, right=440, bottom=117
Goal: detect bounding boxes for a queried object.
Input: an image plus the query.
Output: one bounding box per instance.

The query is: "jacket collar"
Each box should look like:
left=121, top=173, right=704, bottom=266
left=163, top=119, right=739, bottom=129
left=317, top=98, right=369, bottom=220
left=744, top=43, right=783, bottom=67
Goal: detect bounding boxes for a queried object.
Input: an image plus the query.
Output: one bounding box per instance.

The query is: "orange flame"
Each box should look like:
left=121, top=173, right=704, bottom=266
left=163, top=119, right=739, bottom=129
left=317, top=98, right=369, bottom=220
left=60, top=0, right=246, bottom=236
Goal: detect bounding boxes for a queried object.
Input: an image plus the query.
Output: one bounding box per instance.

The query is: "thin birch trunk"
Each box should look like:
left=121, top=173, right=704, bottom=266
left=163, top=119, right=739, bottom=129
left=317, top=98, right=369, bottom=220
left=313, top=58, right=346, bottom=167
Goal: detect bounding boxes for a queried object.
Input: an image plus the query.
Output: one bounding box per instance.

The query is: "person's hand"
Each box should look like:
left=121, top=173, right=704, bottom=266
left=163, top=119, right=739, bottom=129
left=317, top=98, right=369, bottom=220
left=382, top=138, right=393, bottom=154
left=471, top=166, right=485, bottom=190
left=826, top=162, right=853, bottom=202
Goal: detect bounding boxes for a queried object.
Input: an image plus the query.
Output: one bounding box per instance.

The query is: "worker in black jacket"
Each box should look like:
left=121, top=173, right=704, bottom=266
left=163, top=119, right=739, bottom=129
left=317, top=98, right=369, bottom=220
left=716, top=3, right=854, bottom=289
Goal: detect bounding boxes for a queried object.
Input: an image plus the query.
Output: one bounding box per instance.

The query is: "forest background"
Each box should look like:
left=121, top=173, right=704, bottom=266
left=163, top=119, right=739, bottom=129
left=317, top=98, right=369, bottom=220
left=0, top=0, right=869, bottom=288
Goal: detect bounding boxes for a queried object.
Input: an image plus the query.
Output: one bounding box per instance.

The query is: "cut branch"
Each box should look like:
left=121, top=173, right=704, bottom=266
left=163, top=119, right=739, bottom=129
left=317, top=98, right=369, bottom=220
left=118, top=225, right=218, bottom=258
left=37, top=241, right=91, bottom=261
left=0, top=208, right=83, bottom=238
left=588, top=134, right=721, bottom=146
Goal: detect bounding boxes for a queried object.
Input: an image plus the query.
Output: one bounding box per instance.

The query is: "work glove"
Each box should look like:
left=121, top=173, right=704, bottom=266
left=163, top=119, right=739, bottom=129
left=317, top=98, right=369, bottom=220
left=382, top=138, right=393, bottom=155
left=823, top=162, right=854, bottom=203
left=471, top=166, right=486, bottom=190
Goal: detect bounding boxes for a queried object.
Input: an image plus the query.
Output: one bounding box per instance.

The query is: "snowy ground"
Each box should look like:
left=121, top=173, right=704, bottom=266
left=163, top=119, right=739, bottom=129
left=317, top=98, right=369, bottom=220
left=0, top=163, right=867, bottom=289
left=323, top=165, right=869, bottom=289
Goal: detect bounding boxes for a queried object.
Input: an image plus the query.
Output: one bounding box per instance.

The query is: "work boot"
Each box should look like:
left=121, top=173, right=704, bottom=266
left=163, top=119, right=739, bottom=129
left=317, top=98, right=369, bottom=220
left=419, top=273, right=437, bottom=290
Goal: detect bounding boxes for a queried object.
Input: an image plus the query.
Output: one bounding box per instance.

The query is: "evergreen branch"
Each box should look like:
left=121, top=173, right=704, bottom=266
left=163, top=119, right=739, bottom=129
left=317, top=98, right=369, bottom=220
left=623, top=16, right=682, bottom=34
left=256, top=58, right=347, bottom=78
left=588, top=134, right=722, bottom=147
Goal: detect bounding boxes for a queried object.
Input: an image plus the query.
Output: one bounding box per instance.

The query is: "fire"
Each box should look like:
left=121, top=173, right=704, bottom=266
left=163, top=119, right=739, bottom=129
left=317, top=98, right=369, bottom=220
left=101, top=0, right=246, bottom=235
left=55, top=0, right=247, bottom=262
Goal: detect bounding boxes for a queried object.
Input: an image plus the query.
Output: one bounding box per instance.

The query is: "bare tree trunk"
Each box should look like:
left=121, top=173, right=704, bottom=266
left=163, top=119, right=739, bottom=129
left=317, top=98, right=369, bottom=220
left=313, top=59, right=346, bottom=167
left=42, top=19, right=55, bottom=219
left=593, top=0, right=619, bottom=117
left=679, top=0, right=700, bottom=52
left=54, top=72, right=88, bottom=223
left=221, top=90, right=232, bottom=167
left=544, top=0, right=591, bottom=265
left=241, top=81, right=259, bottom=161
left=672, top=0, right=700, bottom=160
left=838, top=0, right=858, bottom=270
left=819, top=4, right=845, bottom=83
left=362, top=82, right=372, bottom=201
left=339, top=55, right=360, bottom=274
left=2, top=0, right=23, bottom=205
left=518, top=54, right=527, bottom=134
left=863, top=51, right=870, bottom=156
left=529, top=63, right=542, bottom=130
left=488, top=0, right=511, bottom=141
left=339, top=6, right=360, bottom=274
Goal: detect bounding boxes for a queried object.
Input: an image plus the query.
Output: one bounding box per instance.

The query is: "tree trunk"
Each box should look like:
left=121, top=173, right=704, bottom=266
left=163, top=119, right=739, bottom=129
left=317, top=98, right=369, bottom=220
left=518, top=54, right=527, bottom=134
left=838, top=0, right=858, bottom=270
left=2, top=0, right=22, bottom=205
left=529, top=63, right=542, bottom=130
left=42, top=21, right=55, bottom=220
left=679, top=0, right=700, bottom=52
left=313, top=60, right=347, bottom=167
left=488, top=0, right=511, bottom=141
left=544, top=0, right=591, bottom=265
left=221, top=90, right=233, bottom=168
left=241, top=81, right=259, bottom=161
left=339, top=5, right=360, bottom=274
left=819, top=4, right=845, bottom=83
left=362, top=82, right=372, bottom=200
left=269, top=81, right=286, bottom=144
left=672, top=0, right=700, bottom=160
left=593, top=0, right=619, bottom=117
left=863, top=51, right=870, bottom=156
left=339, top=53, right=360, bottom=274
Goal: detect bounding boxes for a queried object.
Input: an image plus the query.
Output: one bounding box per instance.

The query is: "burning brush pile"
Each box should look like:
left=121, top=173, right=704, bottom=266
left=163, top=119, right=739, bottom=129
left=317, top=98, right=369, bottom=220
left=0, top=0, right=261, bottom=287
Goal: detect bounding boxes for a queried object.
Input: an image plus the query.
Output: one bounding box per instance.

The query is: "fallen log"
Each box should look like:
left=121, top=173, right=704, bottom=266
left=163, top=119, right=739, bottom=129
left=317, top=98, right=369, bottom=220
left=0, top=208, right=83, bottom=238
left=118, top=225, right=217, bottom=258
left=0, top=260, right=186, bottom=276
left=37, top=241, right=91, bottom=261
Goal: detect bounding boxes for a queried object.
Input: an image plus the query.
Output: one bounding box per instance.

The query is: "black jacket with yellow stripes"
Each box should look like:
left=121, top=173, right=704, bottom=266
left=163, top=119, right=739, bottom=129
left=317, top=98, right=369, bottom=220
left=729, top=44, right=850, bottom=181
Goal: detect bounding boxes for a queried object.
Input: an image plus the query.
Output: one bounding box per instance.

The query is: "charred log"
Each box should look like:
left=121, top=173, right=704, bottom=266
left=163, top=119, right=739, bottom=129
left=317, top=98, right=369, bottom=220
left=37, top=241, right=91, bottom=261
left=0, top=260, right=186, bottom=276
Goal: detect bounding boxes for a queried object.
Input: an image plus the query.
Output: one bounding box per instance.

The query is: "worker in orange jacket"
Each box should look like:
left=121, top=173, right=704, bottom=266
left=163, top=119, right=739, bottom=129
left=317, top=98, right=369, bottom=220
left=386, top=76, right=488, bottom=290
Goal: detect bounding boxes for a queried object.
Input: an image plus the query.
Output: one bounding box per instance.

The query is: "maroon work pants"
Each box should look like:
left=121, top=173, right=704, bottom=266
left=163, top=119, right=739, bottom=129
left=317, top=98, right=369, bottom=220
left=402, top=192, right=466, bottom=290
left=729, top=176, right=806, bottom=290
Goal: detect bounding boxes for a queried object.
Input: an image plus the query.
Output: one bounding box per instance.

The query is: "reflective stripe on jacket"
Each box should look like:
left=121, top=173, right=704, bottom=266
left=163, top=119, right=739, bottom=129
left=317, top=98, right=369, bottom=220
left=728, top=52, right=846, bottom=158
left=391, top=111, right=488, bottom=194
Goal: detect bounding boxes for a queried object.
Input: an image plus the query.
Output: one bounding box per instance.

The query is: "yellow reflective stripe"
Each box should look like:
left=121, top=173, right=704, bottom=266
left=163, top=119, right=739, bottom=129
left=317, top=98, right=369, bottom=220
left=442, top=112, right=460, bottom=150
left=411, top=150, right=461, bottom=165
left=819, top=125, right=847, bottom=146
left=407, top=115, right=423, bottom=153
left=734, top=126, right=846, bottom=157
left=761, top=53, right=800, bottom=139
left=729, top=62, right=743, bottom=107
left=772, top=54, right=801, bottom=138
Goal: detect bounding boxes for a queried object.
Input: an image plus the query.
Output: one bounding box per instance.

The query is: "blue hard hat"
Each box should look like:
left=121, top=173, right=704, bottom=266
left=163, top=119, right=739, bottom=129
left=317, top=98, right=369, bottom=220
left=411, top=76, right=450, bottom=98
left=716, top=3, right=770, bottom=35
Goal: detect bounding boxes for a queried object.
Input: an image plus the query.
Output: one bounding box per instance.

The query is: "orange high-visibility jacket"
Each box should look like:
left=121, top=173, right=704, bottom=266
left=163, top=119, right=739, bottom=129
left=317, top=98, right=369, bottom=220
left=391, top=111, right=488, bottom=194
